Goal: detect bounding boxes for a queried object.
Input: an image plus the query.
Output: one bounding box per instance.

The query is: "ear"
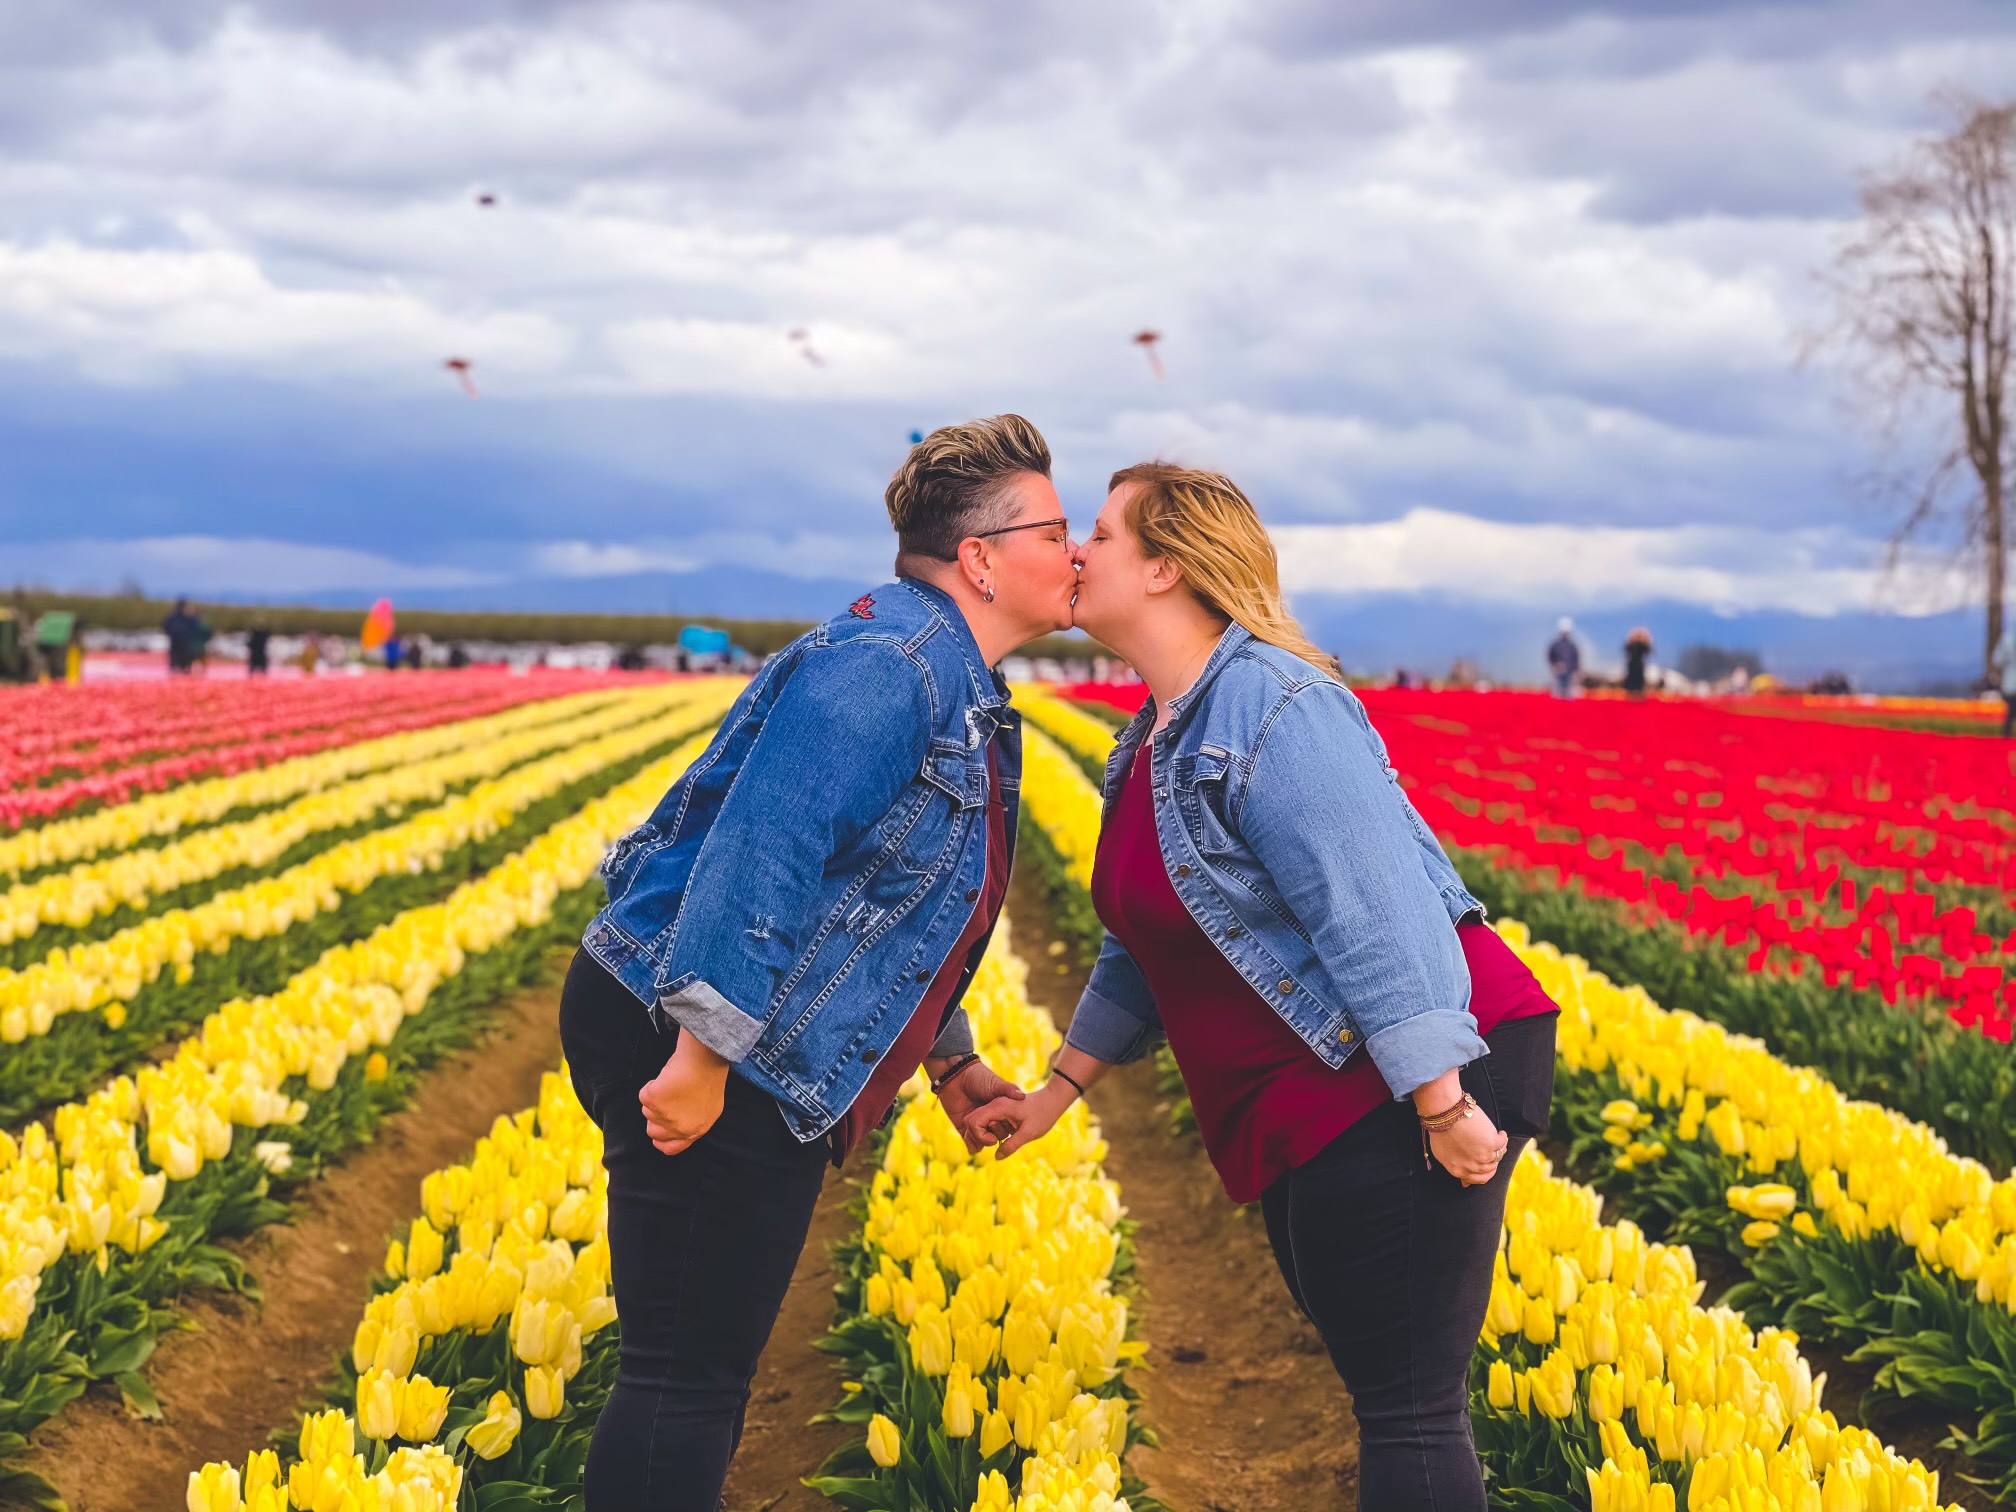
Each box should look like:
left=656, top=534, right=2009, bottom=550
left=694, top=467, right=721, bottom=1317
left=955, top=536, right=995, bottom=592
left=1142, top=554, right=1185, bottom=598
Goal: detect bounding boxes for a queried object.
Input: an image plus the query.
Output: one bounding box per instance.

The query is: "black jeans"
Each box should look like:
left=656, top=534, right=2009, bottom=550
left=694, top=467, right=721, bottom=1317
left=559, top=948, right=830, bottom=1512
left=1259, top=1013, right=1557, bottom=1512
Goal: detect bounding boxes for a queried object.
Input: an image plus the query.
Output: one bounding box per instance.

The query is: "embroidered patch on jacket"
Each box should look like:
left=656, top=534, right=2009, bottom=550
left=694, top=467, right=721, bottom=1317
left=848, top=594, right=876, bottom=619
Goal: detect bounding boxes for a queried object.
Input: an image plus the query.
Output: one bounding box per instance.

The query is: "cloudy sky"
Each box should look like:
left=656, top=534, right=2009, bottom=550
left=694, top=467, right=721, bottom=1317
left=3, top=0, right=2012, bottom=626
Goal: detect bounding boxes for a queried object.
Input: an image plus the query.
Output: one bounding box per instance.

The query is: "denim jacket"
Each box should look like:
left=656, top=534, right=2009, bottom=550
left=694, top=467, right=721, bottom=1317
left=1063, top=626, right=1486, bottom=1098
left=582, top=578, right=1021, bottom=1141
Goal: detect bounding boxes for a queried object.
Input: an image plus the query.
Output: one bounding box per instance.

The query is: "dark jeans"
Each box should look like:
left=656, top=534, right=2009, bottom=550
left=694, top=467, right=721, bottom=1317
left=1259, top=1013, right=1557, bottom=1512
left=559, top=948, right=830, bottom=1512
left=2003, top=692, right=2014, bottom=738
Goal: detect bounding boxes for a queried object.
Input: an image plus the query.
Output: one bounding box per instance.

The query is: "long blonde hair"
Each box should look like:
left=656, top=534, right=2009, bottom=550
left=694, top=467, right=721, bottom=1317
left=1110, top=461, right=1343, bottom=681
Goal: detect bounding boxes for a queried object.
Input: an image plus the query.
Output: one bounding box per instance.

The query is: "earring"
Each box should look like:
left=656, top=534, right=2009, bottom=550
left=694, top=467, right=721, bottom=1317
left=980, top=581, right=995, bottom=603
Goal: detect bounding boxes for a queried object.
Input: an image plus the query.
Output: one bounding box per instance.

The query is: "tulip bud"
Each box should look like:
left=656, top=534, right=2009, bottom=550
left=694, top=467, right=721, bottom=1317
left=1486, top=1359, right=1515, bottom=1411
left=980, top=1408, right=1013, bottom=1458
left=866, top=1412, right=902, bottom=1468
left=185, top=1463, right=240, bottom=1512
left=525, top=1364, right=565, bottom=1421
left=396, top=1373, right=451, bottom=1442
left=942, top=1382, right=976, bottom=1438
left=356, top=1368, right=400, bottom=1442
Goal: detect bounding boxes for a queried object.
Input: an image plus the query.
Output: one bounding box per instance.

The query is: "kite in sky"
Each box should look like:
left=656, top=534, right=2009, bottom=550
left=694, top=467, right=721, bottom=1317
left=476, top=193, right=497, bottom=207
left=1132, top=329, right=1164, bottom=380
left=443, top=357, right=478, bottom=397
left=787, top=328, right=826, bottom=367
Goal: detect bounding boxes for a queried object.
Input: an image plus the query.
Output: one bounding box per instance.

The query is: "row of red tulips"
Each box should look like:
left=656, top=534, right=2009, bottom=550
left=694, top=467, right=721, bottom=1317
left=0, top=673, right=651, bottom=830
left=1059, top=684, right=2016, bottom=1044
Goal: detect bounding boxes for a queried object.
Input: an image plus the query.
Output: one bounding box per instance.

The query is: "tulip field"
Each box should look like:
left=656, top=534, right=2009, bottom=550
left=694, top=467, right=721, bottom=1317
left=2, top=671, right=2011, bottom=1511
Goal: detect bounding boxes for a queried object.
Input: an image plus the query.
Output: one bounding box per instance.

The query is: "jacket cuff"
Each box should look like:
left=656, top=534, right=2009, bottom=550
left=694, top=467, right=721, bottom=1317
left=1364, top=1009, right=1489, bottom=1100
left=928, top=1006, right=975, bottom=1059
left=1063, top=987, right=1159, bottom=1066
left=653, top=976, right=762, bottom=1062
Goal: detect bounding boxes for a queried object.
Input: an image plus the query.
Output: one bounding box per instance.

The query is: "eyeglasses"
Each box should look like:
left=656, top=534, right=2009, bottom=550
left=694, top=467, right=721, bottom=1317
left=971, top=518, right=1069, bottom=543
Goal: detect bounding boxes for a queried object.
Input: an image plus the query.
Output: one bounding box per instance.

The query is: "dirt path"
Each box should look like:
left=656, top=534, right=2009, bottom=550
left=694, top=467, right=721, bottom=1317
left=1008, top=873, right=1361, bottom=1512
left=23, top=977, right=575, bottom=1511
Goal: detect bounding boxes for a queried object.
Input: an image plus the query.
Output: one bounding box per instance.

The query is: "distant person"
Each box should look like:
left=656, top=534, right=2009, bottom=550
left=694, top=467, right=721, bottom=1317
left=447, top=642, right=470, bottom=669
left=2001, top=626, right=2016, bottom=737
left=1623, top=627, right=1653, bottom=697
left=402, top=637, right=424, bottom=671
left=383, top=634, right=402, bottom=671
left=298, top=636, right=321, bottom=675
left=162, top=597, right=199, bottom=674
left=246, top=621, right=272, bottom=676
left=1546, top=618, right=1580, bottom=698
left=193, top=607, right=215, bottom=673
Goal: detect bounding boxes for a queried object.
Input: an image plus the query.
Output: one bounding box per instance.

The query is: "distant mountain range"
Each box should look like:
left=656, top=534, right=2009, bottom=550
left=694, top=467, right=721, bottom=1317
left=209, top=568, right=1991, bottom=694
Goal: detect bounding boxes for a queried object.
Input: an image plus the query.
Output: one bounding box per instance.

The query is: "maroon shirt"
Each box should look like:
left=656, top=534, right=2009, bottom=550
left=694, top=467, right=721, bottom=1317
left=1090, top=745, right=1556, bottom=1202
left=830, top=748, right=1009, bottom=1162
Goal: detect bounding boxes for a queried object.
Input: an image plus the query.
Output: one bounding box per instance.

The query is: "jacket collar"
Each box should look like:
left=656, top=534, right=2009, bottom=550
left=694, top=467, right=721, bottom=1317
left=892, top=576, right=1011, bottom=713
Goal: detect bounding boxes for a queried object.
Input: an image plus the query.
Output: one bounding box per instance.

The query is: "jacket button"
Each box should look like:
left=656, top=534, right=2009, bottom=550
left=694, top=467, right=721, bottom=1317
left=1338, top=1027, right=1356, bottom=1044
left=860, top=1049, right=877, bottom=1064
left=965, top=888, right=980, bottom=902
left=1278, top=978, right=1294, bottom=994
left=1226, top=925, right=1243, bottom=939
left=916, top=969, right=932, bottom=982
left=1175, top=864, right=1192, bottom=877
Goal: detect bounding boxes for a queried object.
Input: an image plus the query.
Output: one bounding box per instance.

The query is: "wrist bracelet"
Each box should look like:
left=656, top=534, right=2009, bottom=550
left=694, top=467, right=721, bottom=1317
left=929, top=1053, right=982, bottom=1095
left=1417, top=1091, right=1476, bottom=1130
left=1049, top=1065, right=1087, bottom=1101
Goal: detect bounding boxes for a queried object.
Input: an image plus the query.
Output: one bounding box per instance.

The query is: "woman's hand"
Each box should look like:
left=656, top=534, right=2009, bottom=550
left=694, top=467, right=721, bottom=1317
left=985, top=1079, right=1077, bottom=1159
left=1413, top=1069, right=1508, bottom=1187
left=932, top=1058, right=1025, bottom=1154
left=1427, top=1103, right=1509, bottom=1186
left=639, top=1034, right=731, bottom=1156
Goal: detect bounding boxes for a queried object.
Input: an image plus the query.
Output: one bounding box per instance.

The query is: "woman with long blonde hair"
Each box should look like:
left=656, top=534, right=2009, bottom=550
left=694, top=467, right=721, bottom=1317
left=981, top=463, right=1560, bottom=1509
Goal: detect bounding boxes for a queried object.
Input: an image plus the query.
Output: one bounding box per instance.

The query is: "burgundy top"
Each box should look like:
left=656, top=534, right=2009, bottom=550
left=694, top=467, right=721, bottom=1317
left=1090, top=745, right=1557, bottom=1202
left=830, top=748, right=1009, bottom=1161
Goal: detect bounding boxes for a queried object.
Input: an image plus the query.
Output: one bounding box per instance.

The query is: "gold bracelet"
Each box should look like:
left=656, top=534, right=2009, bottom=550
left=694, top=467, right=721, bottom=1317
left=1418, top=1092, right=1477, bottom=1132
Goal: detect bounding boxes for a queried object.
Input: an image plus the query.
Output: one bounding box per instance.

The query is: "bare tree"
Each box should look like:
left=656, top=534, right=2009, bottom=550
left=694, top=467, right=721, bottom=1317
left=1818, top=93, right=2014, bottom=682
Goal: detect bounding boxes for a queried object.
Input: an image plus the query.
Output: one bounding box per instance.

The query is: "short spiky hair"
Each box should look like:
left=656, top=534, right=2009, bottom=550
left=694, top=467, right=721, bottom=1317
left=885, top=414, right=1052, bottom=564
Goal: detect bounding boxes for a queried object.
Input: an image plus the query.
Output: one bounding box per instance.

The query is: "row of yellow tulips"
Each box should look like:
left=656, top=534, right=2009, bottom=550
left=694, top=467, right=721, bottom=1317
left=1013, top=692, right=1968, bottom=1512
left=0, top=685, right=633, bottom=883
left=828, top=919, right=1151, bottom=1512
left=1479, top=1144, right=1959, bottom=1512
left=0, top=681, right=738, bottom=1046
left=0, top=722, right=719, bottom=1352
left=186, top=1066, right=606, bottom=1512
left=1508, top=921, right=2016, bottom=1322
left=1, top=684, right=694, bottom=952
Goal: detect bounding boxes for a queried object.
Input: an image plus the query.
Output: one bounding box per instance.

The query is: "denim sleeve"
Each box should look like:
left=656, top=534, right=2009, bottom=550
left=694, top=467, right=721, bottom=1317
left=1239, top=682, right=1484, bottom=1098
left=1064, top=930, right=1164, bottom=1065
left=657, top=638, right=930, bottom=1061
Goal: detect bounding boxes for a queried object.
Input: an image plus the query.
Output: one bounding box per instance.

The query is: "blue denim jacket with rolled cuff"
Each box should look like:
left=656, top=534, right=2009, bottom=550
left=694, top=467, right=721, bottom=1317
left=1063, top=625, right=1487, bottom=1099
left=581, top=578, right=1020, bottom=1141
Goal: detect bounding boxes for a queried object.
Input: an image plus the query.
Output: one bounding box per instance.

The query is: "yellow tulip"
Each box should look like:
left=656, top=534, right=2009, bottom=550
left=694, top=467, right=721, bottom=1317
left=395, top=1374, right=451, bottom=1442
left=941, top=1381, right=976, bottom=1438
left=465, top=1391, right=522, bottom=1460
left=185, top=1462, right=240, bottom=1512
left=524, top=1364, right=565, bottom=1421
left=1486, top=1359, right=1516, bottom=1411
left=866, top=1412, right=902, bottom=1468
left=356, top=1369, right=400, bottom=1442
